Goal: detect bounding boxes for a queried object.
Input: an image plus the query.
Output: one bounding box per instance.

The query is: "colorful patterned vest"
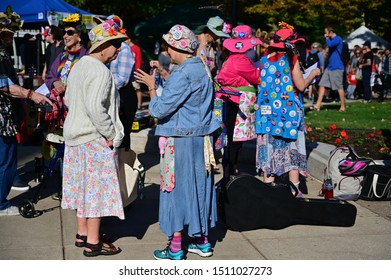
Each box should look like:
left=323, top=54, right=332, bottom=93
left=255, top=54, right=303, bottom=139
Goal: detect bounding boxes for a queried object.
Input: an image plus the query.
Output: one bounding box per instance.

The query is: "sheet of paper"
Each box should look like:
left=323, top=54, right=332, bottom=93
left=303, top=63, right=319, bottom=84
left=35, top=82, right=50, bottom=96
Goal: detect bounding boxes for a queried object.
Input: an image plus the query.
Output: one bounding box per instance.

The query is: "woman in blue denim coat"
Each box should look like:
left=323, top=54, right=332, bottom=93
left=135, top=24, right=221, bottom=260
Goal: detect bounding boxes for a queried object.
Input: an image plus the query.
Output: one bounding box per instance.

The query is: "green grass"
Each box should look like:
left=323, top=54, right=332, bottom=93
left=304, top=102, right=391, bottom=130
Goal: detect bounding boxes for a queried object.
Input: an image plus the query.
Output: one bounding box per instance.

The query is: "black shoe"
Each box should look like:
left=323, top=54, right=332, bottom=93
left=11, top=180, right=30, bottom=192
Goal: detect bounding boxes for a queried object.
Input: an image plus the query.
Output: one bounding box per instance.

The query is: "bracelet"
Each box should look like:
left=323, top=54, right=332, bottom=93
left=27, top=89, right=33, bottom=99
left=148, top=86, right=157, bottom=92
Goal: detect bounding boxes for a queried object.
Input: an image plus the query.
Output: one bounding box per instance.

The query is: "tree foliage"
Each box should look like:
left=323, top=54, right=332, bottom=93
left=239, top=0, right=389, bottom=42
left=66, top=0, right=390, bottom=43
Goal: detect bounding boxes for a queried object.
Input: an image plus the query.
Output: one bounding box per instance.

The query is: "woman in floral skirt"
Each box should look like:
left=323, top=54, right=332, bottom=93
left=61, top=19, right=128, bottom=257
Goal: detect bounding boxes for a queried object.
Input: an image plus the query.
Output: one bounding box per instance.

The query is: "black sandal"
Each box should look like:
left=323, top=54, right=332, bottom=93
left=75, top=234, right=87, bottom=248
left=75, top=233, right=112, bottom=248
left=83, top=241, right=122, bottom=257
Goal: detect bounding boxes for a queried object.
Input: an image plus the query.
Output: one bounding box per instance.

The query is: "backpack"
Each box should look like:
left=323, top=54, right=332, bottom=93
left=323, top=146, right=364, bottom=200
left=339, top=42, right=350, bottom=66
left=306, top=51, right=320, bottom=68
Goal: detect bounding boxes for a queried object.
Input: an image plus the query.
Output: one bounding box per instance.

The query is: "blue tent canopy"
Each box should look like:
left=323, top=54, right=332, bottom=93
left=0, top=0, right=92, bottom=23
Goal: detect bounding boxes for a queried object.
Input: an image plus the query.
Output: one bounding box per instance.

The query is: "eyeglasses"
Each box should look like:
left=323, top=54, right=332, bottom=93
left=63, top=29, right=77, bottom=36
left=110, top=40, right=122, bottom=49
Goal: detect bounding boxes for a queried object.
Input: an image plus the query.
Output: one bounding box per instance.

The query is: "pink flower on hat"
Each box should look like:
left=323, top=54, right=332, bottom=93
left=179, top=39, right=187, bottom=48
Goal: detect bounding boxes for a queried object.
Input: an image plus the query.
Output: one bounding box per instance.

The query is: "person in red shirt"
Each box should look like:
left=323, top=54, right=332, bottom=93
left=346, top=67, right=357, bottom=99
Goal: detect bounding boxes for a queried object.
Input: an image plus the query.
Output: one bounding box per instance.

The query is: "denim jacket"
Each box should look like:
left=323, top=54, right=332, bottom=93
left=149, top=56, right=221, bottom=137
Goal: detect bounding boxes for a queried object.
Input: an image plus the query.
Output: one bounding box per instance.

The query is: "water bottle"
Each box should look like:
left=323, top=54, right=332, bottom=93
left=324, top=179, right=333, bottom=200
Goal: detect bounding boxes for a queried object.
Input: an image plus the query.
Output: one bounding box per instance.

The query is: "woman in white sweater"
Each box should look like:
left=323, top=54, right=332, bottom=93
left=61, top=19, right=128, bottom=257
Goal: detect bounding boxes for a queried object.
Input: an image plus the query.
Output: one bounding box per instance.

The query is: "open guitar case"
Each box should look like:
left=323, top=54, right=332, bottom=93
left=216, top=104, right=357, bottom=231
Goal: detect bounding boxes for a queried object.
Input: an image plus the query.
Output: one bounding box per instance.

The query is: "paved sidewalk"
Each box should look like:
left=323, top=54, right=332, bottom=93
left=0, top=133, right=390, bottom=260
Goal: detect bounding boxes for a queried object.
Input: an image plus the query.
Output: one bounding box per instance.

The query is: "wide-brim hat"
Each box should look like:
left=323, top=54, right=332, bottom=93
left=269, top=22, right=304, bottom=49
left=162, top=24, right=198, bottom=54
left=206, top=16, right=231, bottom=38
left=223, top=25, right=262, bottom=53
left=88, top=19, right=128, bottom=53
left=0, top=28, right=15, bottom=35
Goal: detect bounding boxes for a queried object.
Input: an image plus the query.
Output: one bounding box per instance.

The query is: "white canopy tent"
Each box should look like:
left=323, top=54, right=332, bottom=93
left=345, top=25, right=390, bottom=49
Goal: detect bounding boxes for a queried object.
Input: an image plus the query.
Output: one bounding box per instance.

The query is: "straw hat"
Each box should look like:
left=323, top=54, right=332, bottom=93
left=88, top=19, right=128, bottom=53
left=162, top=24, right=198, bottom=54
left=223, top=25, right=262, bottom=53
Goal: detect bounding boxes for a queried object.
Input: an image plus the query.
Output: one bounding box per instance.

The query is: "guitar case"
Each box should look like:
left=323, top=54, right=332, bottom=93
left=218, top=175, right=357, bottom=231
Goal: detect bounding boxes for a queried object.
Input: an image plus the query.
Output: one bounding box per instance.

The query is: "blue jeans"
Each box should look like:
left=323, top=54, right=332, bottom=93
left=0, top=136, right=17, bottom=210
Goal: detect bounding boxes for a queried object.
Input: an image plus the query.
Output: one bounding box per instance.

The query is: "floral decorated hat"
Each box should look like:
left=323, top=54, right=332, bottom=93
left=88, top=19, right=128, bottom=53
left=270, top=22, right=304, bottom=49
left=162, top=24, right=198, bottom=54
left=223, top=25, right=262, bottom=53
left=0, top=5, right=23, bottom=34
left=206, top=16, right=231, bottom=38
left=61, top=13, right=86, bottom=34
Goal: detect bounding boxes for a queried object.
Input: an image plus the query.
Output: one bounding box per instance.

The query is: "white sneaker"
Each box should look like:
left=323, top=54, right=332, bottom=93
left=0, top=206, right=20, bottom=216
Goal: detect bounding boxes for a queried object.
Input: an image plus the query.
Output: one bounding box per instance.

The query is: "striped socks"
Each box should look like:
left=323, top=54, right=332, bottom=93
left=169, top=235, right=182, bottom=252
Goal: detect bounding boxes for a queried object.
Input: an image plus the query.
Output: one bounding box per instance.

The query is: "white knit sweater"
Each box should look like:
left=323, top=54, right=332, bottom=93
left=63, top=55, right=124, bottom=147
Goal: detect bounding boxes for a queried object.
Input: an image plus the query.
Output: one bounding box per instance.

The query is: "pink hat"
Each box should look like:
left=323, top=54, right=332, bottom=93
left=269, top=22, right=304, bottom=49
left=223, top=25, right=262, bottom=53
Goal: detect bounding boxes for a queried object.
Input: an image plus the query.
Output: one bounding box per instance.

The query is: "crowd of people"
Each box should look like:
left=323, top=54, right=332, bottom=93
left=1, top=5, right=391, bottom=260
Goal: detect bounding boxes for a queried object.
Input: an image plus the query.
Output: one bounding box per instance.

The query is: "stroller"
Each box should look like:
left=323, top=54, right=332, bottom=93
left=19, top=100, right=66, bottom=218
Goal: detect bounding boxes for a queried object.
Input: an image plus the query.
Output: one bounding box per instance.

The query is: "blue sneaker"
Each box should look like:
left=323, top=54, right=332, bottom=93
left=187, top=242, right=213, bottom=257
left=153, top=246, right=184, bottom=260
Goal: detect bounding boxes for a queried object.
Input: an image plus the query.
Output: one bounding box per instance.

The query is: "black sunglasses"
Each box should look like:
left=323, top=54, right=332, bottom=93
left=110, top=40, right=122, bottom=49
left=63, top=29, right=77, bottom=36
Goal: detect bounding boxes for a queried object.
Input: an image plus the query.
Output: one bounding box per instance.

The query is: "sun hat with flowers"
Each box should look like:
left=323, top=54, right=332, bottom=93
left=223, top=25, right=262, bottom=53
left=269, top=22, right=304, bottom=49
left=88, top=19, right=128, bottom=53
left=206, top=16, right=231, bottom=38
left=0, top=6, right=23, bottom=34
left=162, top=24, right=198, bottom=54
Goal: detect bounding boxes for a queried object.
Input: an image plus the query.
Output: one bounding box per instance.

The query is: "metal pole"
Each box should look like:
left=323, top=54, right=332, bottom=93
left=231, top=0, right=237, bottom=26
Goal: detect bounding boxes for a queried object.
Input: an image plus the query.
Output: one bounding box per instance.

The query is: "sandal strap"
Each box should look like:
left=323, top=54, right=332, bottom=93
left=76, top=233, right=87, bottom=242
left=85, top=241, right=103, bottom=251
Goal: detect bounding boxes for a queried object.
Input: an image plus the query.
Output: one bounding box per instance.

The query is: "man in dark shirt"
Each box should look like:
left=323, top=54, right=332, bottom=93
left=358, top=40, right=373, bottom=102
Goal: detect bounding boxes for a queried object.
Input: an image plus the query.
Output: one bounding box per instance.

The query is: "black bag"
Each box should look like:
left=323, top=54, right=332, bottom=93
left=306, top=51, right=320, bottom=68
left=218, top=175, right=357, bottom=231
left=360, top=165, right=391, bottom=201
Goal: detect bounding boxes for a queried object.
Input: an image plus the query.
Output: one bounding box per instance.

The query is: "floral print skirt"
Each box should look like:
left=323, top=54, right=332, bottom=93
left=256, top=107, right=307, bottom=178
left=233, top=90, right=257, bottom=142
left=61, top=137, right=124, bottom=220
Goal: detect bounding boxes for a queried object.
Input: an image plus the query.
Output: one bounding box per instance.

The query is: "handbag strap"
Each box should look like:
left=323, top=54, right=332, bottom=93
left=371, top=174, right=391, bottom=198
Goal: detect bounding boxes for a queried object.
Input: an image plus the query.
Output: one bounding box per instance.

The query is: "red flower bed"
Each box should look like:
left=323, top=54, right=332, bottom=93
left=305, top=124, right=391, bottom=160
